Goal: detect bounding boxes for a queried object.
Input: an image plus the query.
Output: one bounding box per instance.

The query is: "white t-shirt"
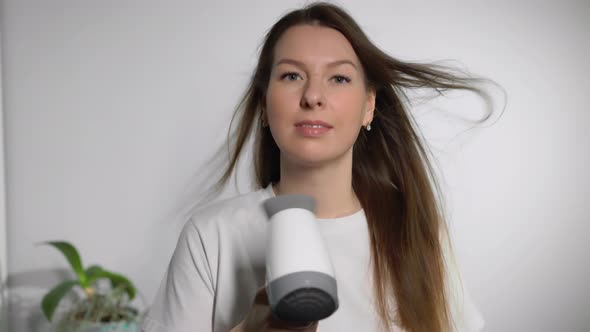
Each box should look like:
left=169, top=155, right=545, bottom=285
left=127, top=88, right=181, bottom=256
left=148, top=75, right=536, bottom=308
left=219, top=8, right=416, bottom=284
left=142, top=185, right=484, bottom=332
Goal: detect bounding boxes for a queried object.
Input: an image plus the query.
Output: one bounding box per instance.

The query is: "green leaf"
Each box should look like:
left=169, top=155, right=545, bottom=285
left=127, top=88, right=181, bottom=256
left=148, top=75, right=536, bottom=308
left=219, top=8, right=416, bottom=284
left=41, top=241, right=87, bottom=286
left=104, top=271, right=136, bottom=300
left=85, top=264, right=103, bottom=281
left=41, top=280, right=79, bottom=321
left=85, top=266, right=136, bottom=300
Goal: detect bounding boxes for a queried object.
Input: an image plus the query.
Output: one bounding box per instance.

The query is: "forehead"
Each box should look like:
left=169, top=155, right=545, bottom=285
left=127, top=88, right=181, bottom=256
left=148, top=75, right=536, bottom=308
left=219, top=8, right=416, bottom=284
left=273, top=25, right=360, bottom=66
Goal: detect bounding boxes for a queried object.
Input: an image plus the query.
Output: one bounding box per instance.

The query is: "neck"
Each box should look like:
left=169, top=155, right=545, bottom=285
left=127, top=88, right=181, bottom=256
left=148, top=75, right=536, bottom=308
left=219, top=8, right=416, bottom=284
left=272, top=151, right=361, bottom=219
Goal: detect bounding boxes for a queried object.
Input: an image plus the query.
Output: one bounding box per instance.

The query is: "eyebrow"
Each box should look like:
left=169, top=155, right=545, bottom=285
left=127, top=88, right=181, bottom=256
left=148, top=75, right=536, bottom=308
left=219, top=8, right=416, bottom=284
left=274, top=58, right=358, bottom=70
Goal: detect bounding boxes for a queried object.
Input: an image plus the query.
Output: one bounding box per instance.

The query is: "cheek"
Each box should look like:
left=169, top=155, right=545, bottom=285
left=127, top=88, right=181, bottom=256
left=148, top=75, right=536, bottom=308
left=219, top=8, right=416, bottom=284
left=266, top=86, right=298, bottom=125
left=331, top=91, right=366, bottom=124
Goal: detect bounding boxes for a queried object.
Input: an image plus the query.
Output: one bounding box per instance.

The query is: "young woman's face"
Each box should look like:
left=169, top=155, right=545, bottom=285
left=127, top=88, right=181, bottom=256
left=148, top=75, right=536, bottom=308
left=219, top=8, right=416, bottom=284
left=265, top=24, right=375, bottom=167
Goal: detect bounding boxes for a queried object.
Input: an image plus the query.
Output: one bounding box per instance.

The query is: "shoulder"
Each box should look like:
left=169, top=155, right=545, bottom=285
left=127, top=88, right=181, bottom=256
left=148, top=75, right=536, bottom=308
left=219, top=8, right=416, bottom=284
left=188, top=187, right=270, bottom=229
left=178, top=186, right=272, bottom=246
left=169, top=186, right=272, bottom=281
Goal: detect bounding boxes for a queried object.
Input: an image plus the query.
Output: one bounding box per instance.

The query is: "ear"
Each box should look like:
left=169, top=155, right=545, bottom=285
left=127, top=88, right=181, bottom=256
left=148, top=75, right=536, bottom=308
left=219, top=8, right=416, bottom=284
left=261, top=97, right=267, bottom=120
left=363, top=89, right=376, bottom=125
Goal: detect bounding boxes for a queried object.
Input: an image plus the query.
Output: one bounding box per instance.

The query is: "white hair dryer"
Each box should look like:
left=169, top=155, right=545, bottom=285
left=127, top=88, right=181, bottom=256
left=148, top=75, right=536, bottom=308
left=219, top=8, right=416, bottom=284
left=262, top=194, right=339, bottom=323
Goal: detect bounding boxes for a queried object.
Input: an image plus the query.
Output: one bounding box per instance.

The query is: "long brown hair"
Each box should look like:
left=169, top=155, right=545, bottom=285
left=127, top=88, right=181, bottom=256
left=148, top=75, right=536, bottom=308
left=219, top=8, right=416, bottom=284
left=208, top=2, right=498, bottom=331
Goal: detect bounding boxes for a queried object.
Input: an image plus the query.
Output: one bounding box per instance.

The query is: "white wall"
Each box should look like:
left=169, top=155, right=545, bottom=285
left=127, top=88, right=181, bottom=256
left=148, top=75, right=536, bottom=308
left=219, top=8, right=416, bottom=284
left=0, top=15, right=8, bottom=329
left=0, top=15, right=6, bottom=285
left=1, top=1, right=588, bottom=331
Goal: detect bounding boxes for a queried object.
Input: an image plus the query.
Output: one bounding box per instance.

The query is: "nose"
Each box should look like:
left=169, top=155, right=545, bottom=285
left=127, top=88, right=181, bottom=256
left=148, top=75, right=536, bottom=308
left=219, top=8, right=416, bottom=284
left=300, top=78, right=325, bottom=110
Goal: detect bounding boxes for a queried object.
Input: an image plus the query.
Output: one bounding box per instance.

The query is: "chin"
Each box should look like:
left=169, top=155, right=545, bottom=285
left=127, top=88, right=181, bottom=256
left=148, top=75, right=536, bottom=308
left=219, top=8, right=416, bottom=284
left=281, top=148, right=350, bottom=168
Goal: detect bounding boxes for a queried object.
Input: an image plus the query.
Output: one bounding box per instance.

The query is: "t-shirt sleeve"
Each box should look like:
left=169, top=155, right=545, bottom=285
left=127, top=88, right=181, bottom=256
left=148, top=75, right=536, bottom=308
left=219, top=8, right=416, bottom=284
left=444, top=239, right=485, bottom=332
left=142, top=221, right=216, bottom=332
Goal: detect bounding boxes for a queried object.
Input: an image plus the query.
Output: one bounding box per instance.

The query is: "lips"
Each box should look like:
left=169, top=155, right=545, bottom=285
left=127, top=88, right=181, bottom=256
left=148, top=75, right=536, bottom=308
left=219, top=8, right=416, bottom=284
left=294, top=120, right=333, bottom=128
left=294, top=120, right=333, bottom=137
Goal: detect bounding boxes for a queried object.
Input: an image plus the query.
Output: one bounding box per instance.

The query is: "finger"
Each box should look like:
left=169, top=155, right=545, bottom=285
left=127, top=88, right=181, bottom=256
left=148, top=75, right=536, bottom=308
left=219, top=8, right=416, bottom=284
left=253, top=286, right=269, bottom=305
left=249, top=286, right=319, bottom=331
left=242, top=287, right=273, bottom=332
left=272, top=321, right=318, bottom=332
left=268, top=316, right=318, bottom=331
left=308, top=321, right=319, bottom=332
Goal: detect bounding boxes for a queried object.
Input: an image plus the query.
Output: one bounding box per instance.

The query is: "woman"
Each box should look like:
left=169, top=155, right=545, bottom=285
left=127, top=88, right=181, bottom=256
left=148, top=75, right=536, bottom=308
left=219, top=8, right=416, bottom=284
left=143, top=2, right=493, bottom=331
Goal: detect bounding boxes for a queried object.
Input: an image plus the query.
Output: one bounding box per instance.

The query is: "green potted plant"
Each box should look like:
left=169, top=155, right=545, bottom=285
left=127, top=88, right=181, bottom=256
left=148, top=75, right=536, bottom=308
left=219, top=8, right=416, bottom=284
left=40, top=241, right=141, bottom=332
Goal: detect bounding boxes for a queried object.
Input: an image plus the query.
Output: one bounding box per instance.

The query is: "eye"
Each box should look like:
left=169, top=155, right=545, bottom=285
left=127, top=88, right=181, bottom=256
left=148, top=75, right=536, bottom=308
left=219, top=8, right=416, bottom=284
left=280, top=72, right=302, bottom=81
left=332, top=75, right=351, bottom=84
